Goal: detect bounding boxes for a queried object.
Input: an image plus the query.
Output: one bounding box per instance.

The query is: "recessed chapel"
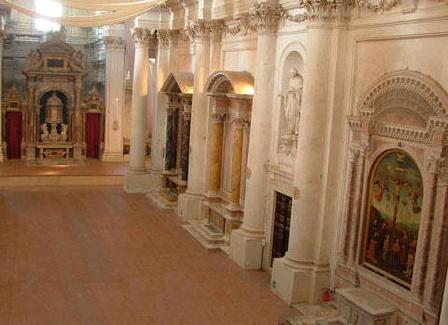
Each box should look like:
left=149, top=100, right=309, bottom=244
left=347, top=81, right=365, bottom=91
left=0, top=0, right=448, bottom=324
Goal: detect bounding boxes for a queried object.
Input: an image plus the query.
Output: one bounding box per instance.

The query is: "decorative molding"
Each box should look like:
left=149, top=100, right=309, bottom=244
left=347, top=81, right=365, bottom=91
left=157, top=29, right=170, bottom=48
left=248, top=3, right=284, bottom=33
left=285, top=0, right=400, bottom=24
left=210, top=112, right=225, bottom=122
left=132, top=27, right=155, bottom=47
left=103, top=36, right=125, bottom=50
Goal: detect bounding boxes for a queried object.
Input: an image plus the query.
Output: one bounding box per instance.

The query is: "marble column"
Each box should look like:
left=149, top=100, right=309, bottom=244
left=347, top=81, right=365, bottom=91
left=230, top=119, right=245, bottom=205
left=102, top=36, right=126, bottom=161
left=230, top=2, right=282, bottom=269
left=181, top=106, right=191, bottom=181
left=0, top=31, right=3, bottom=161
left=73, top=80, right=83, bottom=159
left=271, top=11, right=344, bottom=304
left=178, top=20, right=212, bottom=221
left=147, top=29, right=173, bottom=188
left=124, top=28, right=153, bottom=192
left=208, top=112, right=225, bottom=194
left=164, top=103, right=177, bottom=171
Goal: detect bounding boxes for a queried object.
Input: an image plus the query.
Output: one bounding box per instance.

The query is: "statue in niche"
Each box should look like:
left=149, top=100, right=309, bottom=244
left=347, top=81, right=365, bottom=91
left=40, top=123, right=50, bottom=141
left=25, top=49, right=43, bottom=71
left=61, top=124, right=69, bottom=141
left=283, top=67, right=303, bottom=136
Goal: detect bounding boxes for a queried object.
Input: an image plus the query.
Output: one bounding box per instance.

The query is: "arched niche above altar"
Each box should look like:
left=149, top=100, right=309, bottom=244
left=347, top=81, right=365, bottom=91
left=22, top=31, right=87, bottom=161
left=337, top=70, right=448, bottom=325
left=277, top=50, right=304, bottom=158
left=200, top=70, right=254, bottom=247
left=159, top=72, right=194, bottom=200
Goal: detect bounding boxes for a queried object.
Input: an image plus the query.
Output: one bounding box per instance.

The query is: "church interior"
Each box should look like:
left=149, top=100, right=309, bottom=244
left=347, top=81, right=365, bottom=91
left=0, top=0, right=448, bottom=324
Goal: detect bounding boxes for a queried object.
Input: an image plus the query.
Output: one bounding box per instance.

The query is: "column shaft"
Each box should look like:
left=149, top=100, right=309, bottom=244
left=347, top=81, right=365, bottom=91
left=102, top=36, right=126, bottom=161
left=181, top=109, right=191, bottom=181
left=0, top=34, right=3, bottom=161
left=230, top=121, right=245, bottom=205
left=208, top=114, right=224, bottom=193
left=129, top=32, right=150, bottom=172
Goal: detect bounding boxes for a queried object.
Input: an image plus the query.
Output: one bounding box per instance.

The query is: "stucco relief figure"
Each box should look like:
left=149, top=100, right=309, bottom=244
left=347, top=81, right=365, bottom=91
left=70, top=50, right=86, bottom=72
left=283, top=68, right=303, bottom=136
left=25, top=50, right=43, bottom=71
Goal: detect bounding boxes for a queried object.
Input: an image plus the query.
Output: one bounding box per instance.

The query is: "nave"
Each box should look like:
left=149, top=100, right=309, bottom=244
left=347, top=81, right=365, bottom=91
left=0, top=186, right=296, bottom=325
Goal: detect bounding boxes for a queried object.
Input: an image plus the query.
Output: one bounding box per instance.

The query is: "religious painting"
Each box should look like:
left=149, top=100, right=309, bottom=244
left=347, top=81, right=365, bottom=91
left=362, top=150, right=423, bottom=288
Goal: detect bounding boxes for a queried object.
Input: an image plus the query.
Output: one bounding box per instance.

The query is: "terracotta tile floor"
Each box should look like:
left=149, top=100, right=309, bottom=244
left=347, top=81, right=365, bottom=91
left=0, top=186, right=296, bottom=325
left=0, top=160, right=129, bottom=176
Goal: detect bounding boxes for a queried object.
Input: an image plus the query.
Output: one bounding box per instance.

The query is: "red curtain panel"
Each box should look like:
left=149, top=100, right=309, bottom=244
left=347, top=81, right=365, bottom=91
left=6, top=111, right=22, bottom=159
left=85, top=113, right=101, bottom=158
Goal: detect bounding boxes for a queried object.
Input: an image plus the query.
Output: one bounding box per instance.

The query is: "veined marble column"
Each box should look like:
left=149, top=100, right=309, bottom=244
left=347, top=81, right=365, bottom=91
left=74, top=80, right=83, bottom=159
left=271, top=9, right=346, bottom=304
left=181, top=106, right=191, bottom=181
left=230, top=2, right=282, bottom=269
left=164, top=103, right=177, bottom=171
left=208, top=112, right=225, bottom=194
left=230, top=119, right=245, bottom=205
left=178, top=20, right=212, bottom=221
left=0, top=31, right=4, bottom=161
left=124, top=28, right=154, bottom=192
left=102, top=36, right=126, bottom=161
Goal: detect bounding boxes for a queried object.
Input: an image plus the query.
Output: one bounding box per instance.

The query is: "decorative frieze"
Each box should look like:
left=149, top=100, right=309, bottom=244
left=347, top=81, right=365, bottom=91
left=103, top=36, right=125, bottom=50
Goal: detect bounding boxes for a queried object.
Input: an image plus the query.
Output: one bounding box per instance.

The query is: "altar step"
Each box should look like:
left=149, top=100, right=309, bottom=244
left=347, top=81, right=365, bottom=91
left=0, top=175, right=123, bottom=187
left=182, top=223, right=228, bottom=252
left=287, top=302, right=342, bottom=325
left=146, top=190, right=177, bottom=212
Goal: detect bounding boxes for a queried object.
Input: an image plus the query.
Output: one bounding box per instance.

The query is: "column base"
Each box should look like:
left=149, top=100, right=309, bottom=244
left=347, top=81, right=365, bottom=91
left=25, top=146, right=36, bottom=161
left=229, top=228, right=265, bottom=270
left=271, top=257, right=331, bottom=305
left=124, top=169, right=155, bottom=193
left=73, top=145, right=83, bottom=160
left=177, top=191, right=203, bottom=221
left=101, top=152, right=124, bottom=162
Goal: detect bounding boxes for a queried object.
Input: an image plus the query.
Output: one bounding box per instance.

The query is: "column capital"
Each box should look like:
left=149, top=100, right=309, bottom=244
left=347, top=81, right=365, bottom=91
left=210, top=112, right=225, bottom=122
left=186, top=19, right=211, bottom=40
left=132, top=27, right=155, bottom=48
left=249, top=3, right=284, bottom=34
left=103, top=36, right=125, bottom=51
left=232, top=117, right=249, bottom=129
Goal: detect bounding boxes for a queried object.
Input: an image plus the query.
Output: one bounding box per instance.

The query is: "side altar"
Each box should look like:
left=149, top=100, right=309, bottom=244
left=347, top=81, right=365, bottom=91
left=22, top=31, right=87, bottom=162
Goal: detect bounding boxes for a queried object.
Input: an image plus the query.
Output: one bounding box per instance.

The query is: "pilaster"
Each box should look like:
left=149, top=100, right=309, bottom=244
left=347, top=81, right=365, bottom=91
left=0, top=30, right=4, bottom=161
left=102, top=36, right=126, bottom=162
left=230, top=2, right=282, bottom=269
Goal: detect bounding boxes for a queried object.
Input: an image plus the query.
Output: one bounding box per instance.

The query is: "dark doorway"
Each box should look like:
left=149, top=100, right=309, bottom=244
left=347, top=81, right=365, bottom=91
left=271, top=192, right=292, bottom=265
left=85, top=113, right=101, bottom=158
left=6, top=111, right=22, bottom=159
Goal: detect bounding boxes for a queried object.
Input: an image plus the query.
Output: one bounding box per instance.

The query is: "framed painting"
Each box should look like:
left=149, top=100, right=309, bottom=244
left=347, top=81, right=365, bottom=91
left=362, top=149, right=423, bottom=288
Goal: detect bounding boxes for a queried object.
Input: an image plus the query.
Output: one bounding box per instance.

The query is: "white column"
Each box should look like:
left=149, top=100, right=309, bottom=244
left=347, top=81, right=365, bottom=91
left=230, top=2, right=282, bottom=269
left=271, top=10, right=347, bottom=304
left=178, top=20, right=211, bottom=221
left=0, top=31, right=4, bottom=162
left=124, top=28, right=153, bottom=192
left=102, top=36, right=126, bottom=161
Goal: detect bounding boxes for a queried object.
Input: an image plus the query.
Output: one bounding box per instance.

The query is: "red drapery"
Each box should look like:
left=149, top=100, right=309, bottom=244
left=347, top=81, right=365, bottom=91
left=6, top=111, right=22, bottom=159
left=85, top=113, right=101, bottom=158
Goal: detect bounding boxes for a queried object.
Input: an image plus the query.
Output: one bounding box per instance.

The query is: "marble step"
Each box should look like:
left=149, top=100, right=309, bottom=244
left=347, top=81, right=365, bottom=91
left=146, top=190, right=177, bottom=212
left=182, top=224, right=226, bottom=251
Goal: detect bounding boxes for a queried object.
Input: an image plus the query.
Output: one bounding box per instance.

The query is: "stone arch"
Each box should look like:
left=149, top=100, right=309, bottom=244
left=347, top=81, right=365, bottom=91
left=358, top=70, right=448, bottom=119
left=205, top=71, right=254, bottom=96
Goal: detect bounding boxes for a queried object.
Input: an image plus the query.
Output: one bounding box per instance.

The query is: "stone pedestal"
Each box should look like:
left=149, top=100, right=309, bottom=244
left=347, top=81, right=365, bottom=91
left=230, top=3, right=282, bottom=269
left=101, top=36, right=126, bottom=162
left=124, top=28, right=153, bottom=193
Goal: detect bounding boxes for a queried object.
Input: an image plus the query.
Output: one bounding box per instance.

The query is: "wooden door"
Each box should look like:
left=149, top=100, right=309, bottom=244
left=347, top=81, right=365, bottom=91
left=85, top=113, right=101, bottom=159
left=271, top=192, right=292, bottom=265
left=6, top=111, right=22, bottom=159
